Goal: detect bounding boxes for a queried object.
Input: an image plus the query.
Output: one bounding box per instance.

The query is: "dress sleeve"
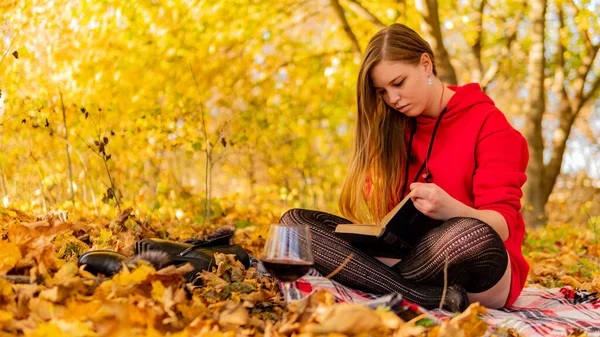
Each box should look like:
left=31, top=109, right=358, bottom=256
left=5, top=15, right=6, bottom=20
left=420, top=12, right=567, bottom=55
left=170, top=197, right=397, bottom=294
left=473, top=110, right=529, bottom=237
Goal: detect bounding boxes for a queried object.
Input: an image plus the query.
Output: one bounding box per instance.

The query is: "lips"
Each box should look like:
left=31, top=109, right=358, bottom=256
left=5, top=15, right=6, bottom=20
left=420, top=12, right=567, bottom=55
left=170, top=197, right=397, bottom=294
left=397, top=104, right=409, bottom=111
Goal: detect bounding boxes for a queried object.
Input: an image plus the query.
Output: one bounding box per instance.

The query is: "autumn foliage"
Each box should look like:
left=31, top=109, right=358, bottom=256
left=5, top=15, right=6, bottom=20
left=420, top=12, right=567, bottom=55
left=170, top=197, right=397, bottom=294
left=0, top=207, right=598, bottom=336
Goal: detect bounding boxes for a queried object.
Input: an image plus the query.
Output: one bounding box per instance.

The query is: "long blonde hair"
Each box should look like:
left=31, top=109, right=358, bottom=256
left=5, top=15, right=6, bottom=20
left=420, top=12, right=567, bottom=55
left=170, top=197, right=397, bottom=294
left=339, top=24, right=438, bottom=224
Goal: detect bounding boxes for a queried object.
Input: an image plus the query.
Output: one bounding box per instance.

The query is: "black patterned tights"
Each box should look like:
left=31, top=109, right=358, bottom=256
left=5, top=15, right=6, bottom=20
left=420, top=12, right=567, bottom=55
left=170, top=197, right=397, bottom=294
left=279, top=209, right=508, bottom=311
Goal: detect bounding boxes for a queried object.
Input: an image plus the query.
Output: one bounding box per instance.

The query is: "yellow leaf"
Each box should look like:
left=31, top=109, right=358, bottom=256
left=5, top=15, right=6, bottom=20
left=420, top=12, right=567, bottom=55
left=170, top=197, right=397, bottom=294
left=439, top=302, right=488, bottom=337
left=0, top=242, right=22, bottom=275
left=39, top=287, right=69, bottom=303
left=559, top=276, right=582, bottom=288
left=302, top=303, right=382, bottom=334
left=50, top=262, right=79, bottom=284
left=0, top=310, right=14, bottom=323
left=113, top=264, right=155, bottom=286
left=218, top=301, right=249, bottom=326
left=0, top=279, right=13, bottom=298
left=29, top=298, right=66, bottom=321
left=532, top=263, right=559, bottom=276
left=146, top=325, right=164, bottom=337
left=567, top=328, right=588, bottom=337
left=24, top=320, right=97, bottom=337
left=169, top=329, right=189, bottom=337
left=64, top=299, right=102, bottom=321
left=558, top=253, right=580, bottom=268
left=438, top=320, right=465, bottom=337
left=151, top=280, right=165, bottom=303
left=375, top=309, right=404, bottom=330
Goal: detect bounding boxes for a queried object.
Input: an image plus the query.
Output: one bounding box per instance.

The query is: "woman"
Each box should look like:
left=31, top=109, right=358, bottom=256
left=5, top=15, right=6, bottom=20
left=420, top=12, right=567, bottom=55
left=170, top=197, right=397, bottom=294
left=281, top=23, right=529, bottom=311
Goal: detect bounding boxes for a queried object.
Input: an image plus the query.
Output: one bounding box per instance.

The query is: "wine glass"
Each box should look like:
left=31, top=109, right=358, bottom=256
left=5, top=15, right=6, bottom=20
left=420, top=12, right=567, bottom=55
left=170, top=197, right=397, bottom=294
left=260, top=223, right=314, bottom=303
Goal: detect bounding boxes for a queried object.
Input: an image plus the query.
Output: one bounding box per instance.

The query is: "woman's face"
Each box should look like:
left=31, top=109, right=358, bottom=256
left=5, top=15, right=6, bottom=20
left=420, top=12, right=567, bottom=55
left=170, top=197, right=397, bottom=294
left=370, top=58, right=432, bottom=117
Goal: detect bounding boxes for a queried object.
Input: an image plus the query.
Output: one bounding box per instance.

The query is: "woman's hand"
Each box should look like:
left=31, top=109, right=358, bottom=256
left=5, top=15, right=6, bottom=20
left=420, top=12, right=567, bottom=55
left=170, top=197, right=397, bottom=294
left=409, top=182, right=467, bottom=221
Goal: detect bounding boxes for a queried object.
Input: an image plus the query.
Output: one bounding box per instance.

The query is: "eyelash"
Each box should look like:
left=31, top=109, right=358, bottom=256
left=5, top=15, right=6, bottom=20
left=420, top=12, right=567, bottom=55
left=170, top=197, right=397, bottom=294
left=376, top=79, right=404, bottom=96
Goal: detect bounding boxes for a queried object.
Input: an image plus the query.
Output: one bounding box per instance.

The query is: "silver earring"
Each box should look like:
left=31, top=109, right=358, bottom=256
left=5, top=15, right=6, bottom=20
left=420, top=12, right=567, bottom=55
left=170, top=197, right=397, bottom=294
left=427, top=76, right=432, bottom=85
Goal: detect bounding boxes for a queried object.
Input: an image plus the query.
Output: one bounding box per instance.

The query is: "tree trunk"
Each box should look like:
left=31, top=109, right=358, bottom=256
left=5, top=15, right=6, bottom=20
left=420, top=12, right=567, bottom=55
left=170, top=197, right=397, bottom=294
left=521, top=0, right=547, bottom=228
left=414, top=0, right=458, bottom=85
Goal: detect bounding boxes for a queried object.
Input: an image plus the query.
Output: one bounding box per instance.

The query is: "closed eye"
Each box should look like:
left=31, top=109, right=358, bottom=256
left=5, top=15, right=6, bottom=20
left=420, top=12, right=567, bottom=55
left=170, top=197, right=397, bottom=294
left=393, top=79, right=404, bottom=87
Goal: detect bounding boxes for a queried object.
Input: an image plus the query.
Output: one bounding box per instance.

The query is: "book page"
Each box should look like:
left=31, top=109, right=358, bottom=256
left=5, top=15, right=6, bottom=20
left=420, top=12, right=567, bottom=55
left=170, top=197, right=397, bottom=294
left=380, top=194, right=411, bottom=226
left=374, top=256, right=401, bottom=267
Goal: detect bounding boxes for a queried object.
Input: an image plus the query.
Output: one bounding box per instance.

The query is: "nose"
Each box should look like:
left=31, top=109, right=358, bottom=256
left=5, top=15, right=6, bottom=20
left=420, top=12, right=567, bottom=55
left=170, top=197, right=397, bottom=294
left=389, top=91, right=401, bottom=106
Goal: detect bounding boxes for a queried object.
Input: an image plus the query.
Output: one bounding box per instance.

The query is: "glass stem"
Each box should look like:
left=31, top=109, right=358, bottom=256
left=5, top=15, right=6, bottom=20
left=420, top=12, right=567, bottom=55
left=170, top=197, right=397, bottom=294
left=284, top=282, right=290, bottom=304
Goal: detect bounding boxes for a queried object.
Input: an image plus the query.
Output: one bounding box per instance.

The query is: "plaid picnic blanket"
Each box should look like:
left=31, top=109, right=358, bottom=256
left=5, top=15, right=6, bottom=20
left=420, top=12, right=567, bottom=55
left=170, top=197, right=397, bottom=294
left=254, top=259, right=600, bottom=336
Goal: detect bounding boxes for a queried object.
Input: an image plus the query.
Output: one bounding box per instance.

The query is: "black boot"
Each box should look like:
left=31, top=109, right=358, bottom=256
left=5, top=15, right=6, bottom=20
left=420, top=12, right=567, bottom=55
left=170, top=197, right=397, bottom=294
left=134, top=225, right=236, bottom=256
left=78, top=250, right=131, bottom=277
left=78, top=226, right=250, bottom=282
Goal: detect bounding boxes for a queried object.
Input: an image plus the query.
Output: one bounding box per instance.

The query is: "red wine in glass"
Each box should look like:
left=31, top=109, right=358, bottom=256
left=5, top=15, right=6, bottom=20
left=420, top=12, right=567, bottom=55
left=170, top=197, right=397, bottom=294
left=260, top=223, right=314, bottom=301
left=261, top=259, right=314, bottom=282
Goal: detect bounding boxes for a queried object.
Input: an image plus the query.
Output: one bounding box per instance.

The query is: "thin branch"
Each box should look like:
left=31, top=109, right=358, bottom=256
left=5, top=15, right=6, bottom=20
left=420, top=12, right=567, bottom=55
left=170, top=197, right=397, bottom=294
left=344, top=0, right=386, bottom=29
left=0, top=275, right=107, bottom=284
left=582, top=75, right=600, bottom=108
left=438, top=254, right=449, bottom=311
left=59, top=90, right=75, bottom=208
left=0, top=112, right=26, bottom=126
left=553, top=3, right=568, bottom=105
left=393, top=0, right=406, bottom=22
left=565, top=0, right=600, bottom=112
left=330, top=0, right=362, bottom=58
left=0, top=20, right=28, bottom=67
left=567, top=0, right=593, bottom=51
left=190, top=63, right=212, bottom=233
left=53, top=134, right=99, bottom=216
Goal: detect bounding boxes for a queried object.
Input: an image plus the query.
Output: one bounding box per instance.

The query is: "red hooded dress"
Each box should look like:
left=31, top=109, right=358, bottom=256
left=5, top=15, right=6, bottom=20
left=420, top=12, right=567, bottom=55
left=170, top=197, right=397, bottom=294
left=402, top=83, right=529, bottom=306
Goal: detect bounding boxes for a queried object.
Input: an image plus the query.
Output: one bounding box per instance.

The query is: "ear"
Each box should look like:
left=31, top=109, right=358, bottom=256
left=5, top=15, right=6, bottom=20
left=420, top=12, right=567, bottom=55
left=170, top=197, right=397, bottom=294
left=420, top=53, right=432, bottom=75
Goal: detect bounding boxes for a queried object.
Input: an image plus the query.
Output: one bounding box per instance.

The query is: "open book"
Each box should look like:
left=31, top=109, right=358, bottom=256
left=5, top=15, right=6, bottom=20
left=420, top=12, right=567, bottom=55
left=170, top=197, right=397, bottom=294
left=334, top=195, right=443, bottom=258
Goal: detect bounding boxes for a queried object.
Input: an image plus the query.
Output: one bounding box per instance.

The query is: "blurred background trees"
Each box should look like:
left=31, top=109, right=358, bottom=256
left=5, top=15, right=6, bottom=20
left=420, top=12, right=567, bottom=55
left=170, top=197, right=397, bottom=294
left=1, top=0, right=598, bottom=228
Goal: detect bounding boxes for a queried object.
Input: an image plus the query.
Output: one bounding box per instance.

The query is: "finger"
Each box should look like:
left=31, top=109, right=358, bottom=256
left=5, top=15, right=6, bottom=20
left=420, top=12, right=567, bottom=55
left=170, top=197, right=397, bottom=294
left=413, top=198, right=430, bottom=214
left=409, top=182, right=424, bottom=191
left=410, top=184, right=431, bottom=200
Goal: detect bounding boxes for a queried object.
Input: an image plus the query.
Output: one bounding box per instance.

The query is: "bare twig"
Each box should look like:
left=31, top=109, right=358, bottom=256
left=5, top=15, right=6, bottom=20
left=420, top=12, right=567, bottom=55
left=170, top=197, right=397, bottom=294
left=52, top=136, right=98, bottom=216
left=0, top=275, right=33, bottom=283
left=438, top=254, right=449, bottom=311
left=330, top=0, right=362, bottom=58
left=0, top=275, right=107, bottom=284
left=59, top=91, right=75, bottom=208
left=0, top=20, right=28, bottom=67
left=345, top=0, right=386, bottom=29
left=325, top=253, right=354, bottom=279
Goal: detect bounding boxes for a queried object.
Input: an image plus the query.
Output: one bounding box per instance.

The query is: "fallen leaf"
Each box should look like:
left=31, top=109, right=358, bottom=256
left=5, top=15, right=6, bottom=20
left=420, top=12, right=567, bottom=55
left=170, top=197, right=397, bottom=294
left=112, top=264, right=155, bottom=286
left=438, top=302, right=487, bottom=337
left=218, top=301, right=249, bottom=326
left=302, top=303, right=382, bottom=334
left=567, top=328, right=588, bottom=337
left=558, top=253, right=580, bottom=268
left=39, top=287, right=69, bottom=304
left=0, top=242, right=22, bottom=275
